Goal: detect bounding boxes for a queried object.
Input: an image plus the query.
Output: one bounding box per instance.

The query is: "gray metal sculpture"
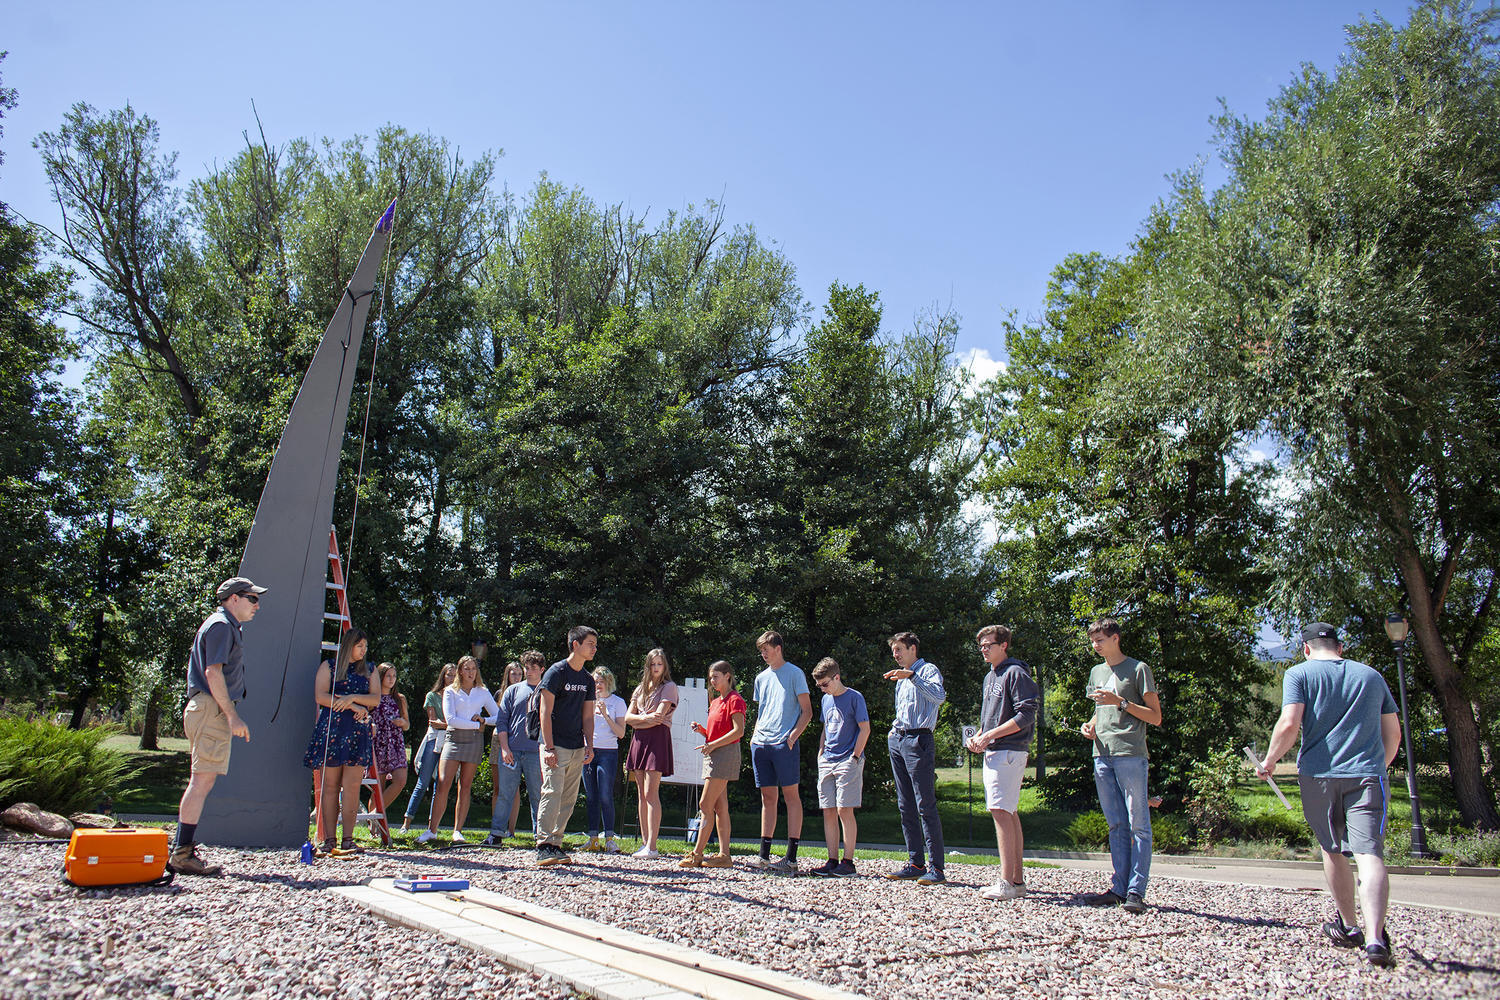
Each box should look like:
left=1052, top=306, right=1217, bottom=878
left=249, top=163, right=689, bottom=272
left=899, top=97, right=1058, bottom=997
left=201, top=200, right=396, bottom=847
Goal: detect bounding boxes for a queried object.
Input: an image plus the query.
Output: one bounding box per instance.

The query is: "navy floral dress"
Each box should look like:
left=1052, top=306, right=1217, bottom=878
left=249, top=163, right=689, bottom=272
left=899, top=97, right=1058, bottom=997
left=304, top=662, right=374, bottom=769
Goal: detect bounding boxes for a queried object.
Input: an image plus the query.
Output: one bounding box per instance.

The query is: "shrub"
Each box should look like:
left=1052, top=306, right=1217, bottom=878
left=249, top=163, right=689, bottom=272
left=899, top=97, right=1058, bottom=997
left=1066, top=810, right=1110, bottom=848
left=1433, top=828, right=1500, bottom=868
left=0, top=716, right=144, bottom=815
left=1152, top=813, right=1189, bottom=854
left=1239, top=807, right=1308, bottom=847
left=1185, top=748, right=1246, bottom=845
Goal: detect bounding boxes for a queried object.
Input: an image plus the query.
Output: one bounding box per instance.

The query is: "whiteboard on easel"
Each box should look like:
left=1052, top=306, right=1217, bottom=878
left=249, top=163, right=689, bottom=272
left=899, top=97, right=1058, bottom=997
left=662, top=677, right=709, bottom=786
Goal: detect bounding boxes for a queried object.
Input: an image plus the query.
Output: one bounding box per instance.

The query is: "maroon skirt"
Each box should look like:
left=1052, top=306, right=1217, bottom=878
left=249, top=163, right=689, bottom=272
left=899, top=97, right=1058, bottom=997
left=626, top=724, right=673, bottom=778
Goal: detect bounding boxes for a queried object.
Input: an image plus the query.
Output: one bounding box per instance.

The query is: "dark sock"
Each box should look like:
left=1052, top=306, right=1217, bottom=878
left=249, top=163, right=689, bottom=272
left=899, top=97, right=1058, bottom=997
left=175, top=822, right=196, bottom=850
left=760, top=837, right=772, bottom=860
left=786, top=837, right=799, bottom=862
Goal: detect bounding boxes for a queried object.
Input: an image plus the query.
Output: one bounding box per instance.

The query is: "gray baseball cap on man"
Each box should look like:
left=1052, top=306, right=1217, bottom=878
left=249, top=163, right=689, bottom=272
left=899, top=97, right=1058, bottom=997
left=216, top=577, right=268, bottom=602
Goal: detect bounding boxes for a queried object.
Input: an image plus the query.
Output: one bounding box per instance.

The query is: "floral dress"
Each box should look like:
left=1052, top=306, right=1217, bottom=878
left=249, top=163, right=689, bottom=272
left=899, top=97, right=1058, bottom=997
left=371, top=693, right=406, bottom=775
left=303, top=664, right=374, bottom=769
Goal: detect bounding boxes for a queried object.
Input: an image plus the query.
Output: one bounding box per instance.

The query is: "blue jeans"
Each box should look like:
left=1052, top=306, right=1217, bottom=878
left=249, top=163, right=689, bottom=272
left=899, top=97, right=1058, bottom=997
left=1094, top=755, right=1152, bottom=897
left=583, top=748, right=620, bottom=837
left=888, top=730, right=944, bottom=872
left=490, top=746, right=543, bottom=838
left=403, top=731, right=442, bottom=820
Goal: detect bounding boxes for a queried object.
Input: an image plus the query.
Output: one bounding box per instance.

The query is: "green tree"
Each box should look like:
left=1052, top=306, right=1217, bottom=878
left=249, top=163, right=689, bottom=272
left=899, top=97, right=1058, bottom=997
left=1139, top=0, right=1500, bottom=827
left=0, top=53, right=79, bottom=698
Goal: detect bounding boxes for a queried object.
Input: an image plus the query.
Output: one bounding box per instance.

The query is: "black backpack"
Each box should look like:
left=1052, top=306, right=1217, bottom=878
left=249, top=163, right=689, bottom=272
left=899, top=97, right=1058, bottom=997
left=525, top=684, right=543, bottom=741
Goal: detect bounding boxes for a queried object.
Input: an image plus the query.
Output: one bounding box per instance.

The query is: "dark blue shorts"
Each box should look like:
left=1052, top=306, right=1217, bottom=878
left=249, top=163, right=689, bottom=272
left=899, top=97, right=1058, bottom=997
left=751, top=741, right=800, bottom=788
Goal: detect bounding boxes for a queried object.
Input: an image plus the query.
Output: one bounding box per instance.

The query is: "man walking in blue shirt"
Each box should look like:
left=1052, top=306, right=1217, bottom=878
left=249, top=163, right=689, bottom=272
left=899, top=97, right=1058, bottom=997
left=1257, top=622, right=1401, bottom=968
left=882, top=631, right=947, bottom=885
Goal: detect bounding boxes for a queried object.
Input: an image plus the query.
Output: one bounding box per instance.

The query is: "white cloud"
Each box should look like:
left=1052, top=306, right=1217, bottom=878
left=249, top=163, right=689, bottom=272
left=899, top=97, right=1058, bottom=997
left=960, top=347, right=1006, bottom=393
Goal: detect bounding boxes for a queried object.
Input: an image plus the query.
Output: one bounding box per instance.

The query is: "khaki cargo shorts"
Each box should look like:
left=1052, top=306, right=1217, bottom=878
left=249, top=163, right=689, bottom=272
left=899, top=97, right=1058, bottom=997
left=183, top=692, right=232, bottom=775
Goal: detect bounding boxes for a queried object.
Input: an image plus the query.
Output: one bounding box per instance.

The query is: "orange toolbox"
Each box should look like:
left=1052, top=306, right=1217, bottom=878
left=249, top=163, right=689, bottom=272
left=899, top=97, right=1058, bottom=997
left=63, top=827, right=173, bottom=887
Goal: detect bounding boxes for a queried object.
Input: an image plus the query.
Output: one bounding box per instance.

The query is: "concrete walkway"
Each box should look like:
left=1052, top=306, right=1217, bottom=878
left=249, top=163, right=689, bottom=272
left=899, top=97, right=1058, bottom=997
left=1025, top=852, right=1500, bottom=917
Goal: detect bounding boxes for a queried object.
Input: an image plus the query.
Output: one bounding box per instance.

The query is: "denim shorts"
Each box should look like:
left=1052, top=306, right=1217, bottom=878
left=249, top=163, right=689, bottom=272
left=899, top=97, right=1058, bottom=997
left=751, top=741, right=800, bottom=788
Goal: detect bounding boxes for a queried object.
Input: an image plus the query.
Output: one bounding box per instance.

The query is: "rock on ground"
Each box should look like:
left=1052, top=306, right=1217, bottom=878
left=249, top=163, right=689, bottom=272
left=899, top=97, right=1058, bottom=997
left=4, top=838, right=1497, bottom=1000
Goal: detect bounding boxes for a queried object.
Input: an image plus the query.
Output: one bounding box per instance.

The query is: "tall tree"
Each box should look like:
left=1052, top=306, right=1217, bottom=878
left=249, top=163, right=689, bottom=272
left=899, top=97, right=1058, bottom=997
left=1141, top=0, right=1500, bottom=826
left=0, top=53, right=78, bottom=696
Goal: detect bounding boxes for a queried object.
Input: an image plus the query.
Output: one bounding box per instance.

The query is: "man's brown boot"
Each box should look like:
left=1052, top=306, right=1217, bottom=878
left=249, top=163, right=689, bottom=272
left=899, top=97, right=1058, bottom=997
left=168, top=844, right=223, bottom=877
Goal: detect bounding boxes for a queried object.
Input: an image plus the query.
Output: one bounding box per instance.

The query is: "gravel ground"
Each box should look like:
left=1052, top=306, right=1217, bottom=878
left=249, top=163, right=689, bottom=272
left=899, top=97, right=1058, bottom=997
left=5, top=839, right=1497, bottom=1000
left=0, top=843, right=570, bottom=1000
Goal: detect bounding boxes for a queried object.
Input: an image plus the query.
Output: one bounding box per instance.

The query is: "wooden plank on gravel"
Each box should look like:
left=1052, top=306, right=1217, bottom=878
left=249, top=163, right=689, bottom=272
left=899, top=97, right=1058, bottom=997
left=341, top=878, right=864, bottom=1000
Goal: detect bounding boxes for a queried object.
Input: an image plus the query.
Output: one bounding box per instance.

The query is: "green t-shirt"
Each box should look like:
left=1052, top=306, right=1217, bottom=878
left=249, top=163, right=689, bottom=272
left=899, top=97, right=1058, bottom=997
left=1089, top=657, right=1156, bottom=759
left=424, top=690, right=445, bottom=728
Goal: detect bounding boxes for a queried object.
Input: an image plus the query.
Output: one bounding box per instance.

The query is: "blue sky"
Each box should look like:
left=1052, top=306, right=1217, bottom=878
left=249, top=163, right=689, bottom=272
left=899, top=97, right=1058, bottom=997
left=5, top=1, right=1406, bottom=378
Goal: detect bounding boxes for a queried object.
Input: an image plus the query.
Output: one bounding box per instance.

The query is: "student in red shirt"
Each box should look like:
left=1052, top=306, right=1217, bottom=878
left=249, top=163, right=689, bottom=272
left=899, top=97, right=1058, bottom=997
left=680, top=661, right=746, bottom=868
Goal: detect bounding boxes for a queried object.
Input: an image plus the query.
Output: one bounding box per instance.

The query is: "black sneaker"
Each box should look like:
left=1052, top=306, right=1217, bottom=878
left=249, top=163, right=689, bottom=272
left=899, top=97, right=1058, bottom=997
left=479, top=834, right=505, bottom=848
left=1122, top=892, right=1147, bottom=914
left=1365, top=931, right=1394, bottom=968
left=1082, top=889, right=1126, bottom=907
left=1321, top=916, right=1364, bottom=948
left=810, top=859, right=840, bottom=877
left=833, top=859, right=857, bottom=878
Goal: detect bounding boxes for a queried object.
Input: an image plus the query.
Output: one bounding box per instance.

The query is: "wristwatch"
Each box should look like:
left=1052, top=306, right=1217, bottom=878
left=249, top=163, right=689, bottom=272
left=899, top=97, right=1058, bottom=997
left=1117, top=697, right=1128, bottom=711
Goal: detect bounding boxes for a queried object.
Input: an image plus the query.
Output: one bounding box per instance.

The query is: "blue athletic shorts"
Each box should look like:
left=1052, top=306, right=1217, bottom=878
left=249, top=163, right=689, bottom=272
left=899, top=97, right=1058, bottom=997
left=751, top=741, right=800, bottom=788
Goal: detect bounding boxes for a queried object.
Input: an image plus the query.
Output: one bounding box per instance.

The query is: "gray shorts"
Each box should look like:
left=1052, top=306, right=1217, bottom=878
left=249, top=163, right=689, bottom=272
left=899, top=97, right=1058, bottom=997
left=1298, top=775, right=1388, bottom=858
left=817, top=753, right=865, bottom=809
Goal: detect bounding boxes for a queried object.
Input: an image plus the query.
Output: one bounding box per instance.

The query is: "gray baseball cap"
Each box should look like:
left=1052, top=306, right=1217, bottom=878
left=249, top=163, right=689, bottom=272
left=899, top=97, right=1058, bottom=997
left=216, top=576, right=268, bottom=602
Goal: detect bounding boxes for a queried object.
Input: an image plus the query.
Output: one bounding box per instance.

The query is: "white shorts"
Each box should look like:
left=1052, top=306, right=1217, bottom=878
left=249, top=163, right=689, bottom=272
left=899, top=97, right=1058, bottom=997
left=983, top=748, right=1027, bottom=812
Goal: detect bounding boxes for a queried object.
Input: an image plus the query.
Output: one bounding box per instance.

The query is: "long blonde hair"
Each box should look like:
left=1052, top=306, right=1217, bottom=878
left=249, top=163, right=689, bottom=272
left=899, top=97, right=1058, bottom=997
left=632, top=647, right=674, bottom=707
left=448, top=654, right=487, bottom=692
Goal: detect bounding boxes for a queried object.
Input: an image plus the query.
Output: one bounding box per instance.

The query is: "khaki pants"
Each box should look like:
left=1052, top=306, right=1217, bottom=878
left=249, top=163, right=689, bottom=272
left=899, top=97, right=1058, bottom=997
left=537, top=746, right=586, bottom=846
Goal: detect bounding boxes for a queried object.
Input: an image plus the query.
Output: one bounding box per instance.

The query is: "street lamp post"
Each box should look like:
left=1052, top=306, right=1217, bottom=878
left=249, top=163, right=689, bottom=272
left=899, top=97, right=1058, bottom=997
left=1384, top=614, right=1429, bottom=859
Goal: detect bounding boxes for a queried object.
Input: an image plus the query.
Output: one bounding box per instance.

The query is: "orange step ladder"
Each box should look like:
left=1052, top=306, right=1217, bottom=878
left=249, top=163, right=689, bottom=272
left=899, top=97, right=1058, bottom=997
left=312, top=527, right=391, bottom=847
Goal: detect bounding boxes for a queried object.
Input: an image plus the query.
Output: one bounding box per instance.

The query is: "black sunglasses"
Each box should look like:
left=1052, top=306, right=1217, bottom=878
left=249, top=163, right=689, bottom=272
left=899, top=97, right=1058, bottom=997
left=241, top=593, right=259, bottom=605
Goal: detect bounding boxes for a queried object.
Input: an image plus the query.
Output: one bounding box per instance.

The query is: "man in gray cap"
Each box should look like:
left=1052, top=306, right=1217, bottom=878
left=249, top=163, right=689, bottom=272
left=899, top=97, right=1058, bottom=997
left=170, top=576, right=266, bottom=876
left=1257, top=622, right=1401, bottom=968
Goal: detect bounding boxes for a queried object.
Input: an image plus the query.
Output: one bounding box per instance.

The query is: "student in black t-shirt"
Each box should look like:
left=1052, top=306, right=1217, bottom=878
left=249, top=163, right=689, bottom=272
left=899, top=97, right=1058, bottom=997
left=534, top=626, right=598, bottom=866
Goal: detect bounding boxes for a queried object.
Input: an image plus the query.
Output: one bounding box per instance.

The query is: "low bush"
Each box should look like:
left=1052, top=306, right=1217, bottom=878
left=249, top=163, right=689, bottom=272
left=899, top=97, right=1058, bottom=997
left=1433, top=828, right=1500, bottom=868
left=1152, top=813, right=1189, bottom=854
left=1185, top=748, right=1246, bottom=845
left=0, top=716, right=144, bottom=816
left=1066, top=810, right=1109, bottom=848
left=1239, top=807, right=1308, bottom=847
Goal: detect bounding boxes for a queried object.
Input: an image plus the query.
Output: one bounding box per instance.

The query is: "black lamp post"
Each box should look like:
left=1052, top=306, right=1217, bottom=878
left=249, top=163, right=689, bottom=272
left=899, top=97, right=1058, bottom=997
left=1384, top=614, right=1429, bottom=859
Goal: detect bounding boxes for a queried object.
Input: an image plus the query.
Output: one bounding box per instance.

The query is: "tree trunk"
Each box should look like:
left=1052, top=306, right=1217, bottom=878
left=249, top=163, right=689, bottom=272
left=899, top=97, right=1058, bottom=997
left=139, top=685, right=162, bottom=751
left=71, top=503, right=117, bottom=730
left=1397, top=547, right=1500, bottom=830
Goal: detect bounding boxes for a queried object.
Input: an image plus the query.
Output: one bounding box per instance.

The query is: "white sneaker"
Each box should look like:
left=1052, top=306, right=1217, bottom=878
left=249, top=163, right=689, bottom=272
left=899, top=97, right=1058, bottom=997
left=605, top=837, right=621, bottom=854
left=417, top=830, right=436, bottom=843
left=981, top=881, right=1028, bottom=900
left=743, top=855, right=769, bottom=869
left=451, top=830, right=467, bottom=843
left=631, top=846, right=659, bottom=859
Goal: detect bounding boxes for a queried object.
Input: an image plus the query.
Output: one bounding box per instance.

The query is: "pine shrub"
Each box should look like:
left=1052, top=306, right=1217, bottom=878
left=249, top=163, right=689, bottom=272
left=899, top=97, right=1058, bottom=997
left=0, top=716, right=143, bottom=815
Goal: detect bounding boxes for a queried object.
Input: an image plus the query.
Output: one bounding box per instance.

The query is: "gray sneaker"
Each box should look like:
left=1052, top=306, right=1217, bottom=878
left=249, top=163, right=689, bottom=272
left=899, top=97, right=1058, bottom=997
left=768, top=856, right=799, bottom=875
left=916, top=869, right=947, bottom=886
